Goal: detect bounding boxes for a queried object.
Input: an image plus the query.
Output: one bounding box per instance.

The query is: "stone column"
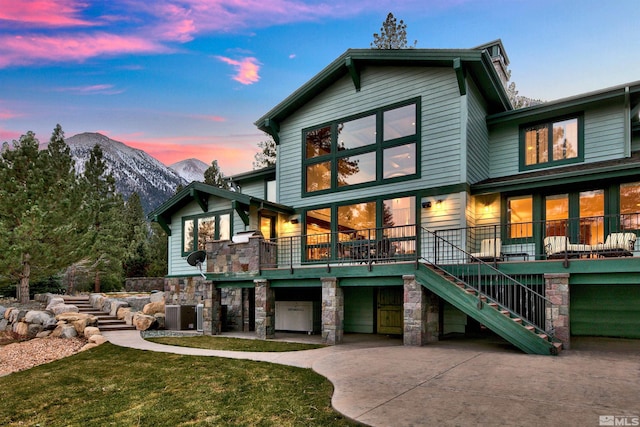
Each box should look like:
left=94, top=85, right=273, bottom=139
left=321, top=277, right=343, bottom=345
left=209, top=284, right=222, bottom=335
left=254, top=279, right=275, bottom=339
left=403, top=275, right=439, bottom=346
left=544, top=273, right=570, bottom=350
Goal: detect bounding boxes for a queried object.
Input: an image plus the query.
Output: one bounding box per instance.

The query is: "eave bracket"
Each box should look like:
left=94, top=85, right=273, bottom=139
left=346, top=57, right=361, bottom=92
left=453, top=57, right=467, bottom=96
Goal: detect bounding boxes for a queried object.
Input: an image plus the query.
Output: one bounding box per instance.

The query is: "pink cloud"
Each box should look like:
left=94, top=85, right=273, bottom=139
left=0, top=127, right=22, bottom=141
left=0, top=33, right=169, bottom=67
left=192, top=115, right=226, bottom=122
left=0, top=0, right=95, bottom=27
left=216, top=56, right=261, bottom=85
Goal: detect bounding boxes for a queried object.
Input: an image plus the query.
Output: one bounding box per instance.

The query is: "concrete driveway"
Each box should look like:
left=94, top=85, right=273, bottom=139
left=104, top=331, right=640, bottom=427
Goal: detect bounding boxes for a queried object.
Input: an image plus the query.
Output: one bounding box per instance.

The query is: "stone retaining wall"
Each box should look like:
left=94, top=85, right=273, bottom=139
left=125, top=277, right=165, bottom=292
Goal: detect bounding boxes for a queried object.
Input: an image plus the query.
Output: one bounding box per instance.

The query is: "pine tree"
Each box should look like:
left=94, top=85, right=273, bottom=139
left=204, top=160, right=229, bottom=189
left=0, top=127, right=80, bottom=302
left=122, top=192, right=150, bottom=278
left=371, top=13, right=417, bottom=49
left=253, top=138, right=277, bottom=169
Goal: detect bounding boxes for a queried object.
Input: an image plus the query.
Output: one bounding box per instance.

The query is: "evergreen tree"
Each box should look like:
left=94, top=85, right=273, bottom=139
left=204, top=160, right=229, bottom=189
left=78, top=145, right=126, bottom=292
left=0, top=127, right=80, bottom=302
left=146, top=222, right=168, bottom=277
left=253, top=137, right=277, bottom=169
left=371, top=13, right=417, bottom=49
left=122, top=192, right=150, bottom=278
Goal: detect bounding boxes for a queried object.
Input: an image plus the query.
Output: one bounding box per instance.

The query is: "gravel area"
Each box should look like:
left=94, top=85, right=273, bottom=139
left=0, top=336, right=87, bottom=377
left=0, top=298, right=87, bottom=377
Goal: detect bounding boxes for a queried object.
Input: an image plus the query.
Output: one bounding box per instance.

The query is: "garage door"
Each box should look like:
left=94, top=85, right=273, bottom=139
left=571, top=284, right=640, bottom=339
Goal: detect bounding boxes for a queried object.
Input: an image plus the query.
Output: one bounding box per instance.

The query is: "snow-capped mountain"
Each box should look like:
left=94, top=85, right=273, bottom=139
left=169, top=158, right=208, bottom=183
left=66, top=133, right=187, bottom=214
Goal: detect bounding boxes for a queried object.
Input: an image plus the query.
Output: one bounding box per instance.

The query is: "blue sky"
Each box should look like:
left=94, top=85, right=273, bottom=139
left=1, top=0, right=639, bottom=175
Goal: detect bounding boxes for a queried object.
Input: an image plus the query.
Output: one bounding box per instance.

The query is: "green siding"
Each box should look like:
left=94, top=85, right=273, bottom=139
left=571, top=284, right=640, bottom=339
left=488, top=100, right=627, bottom=179
left=466, top=78, right=490, bottom=184
left=344, top=287, right=374, bottom=333
left=239, top=180, right=265, bottom=199
left=277, top=67, right=462, bottom=209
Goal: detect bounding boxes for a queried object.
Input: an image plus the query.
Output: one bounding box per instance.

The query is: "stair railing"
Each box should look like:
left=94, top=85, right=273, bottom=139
left=419, top=227, right=555, bottom=337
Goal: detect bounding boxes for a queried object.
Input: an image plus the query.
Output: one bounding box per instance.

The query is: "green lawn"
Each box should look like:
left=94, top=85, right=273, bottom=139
left=0, top=343, right=357, bottom=427
left=146, top=335, right=325, bottom=352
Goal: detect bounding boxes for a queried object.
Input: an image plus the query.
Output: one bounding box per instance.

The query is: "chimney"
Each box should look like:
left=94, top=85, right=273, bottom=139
left=475, top=39, right=510, bottom=87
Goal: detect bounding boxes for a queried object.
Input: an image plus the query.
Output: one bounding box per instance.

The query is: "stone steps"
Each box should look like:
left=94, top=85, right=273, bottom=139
left=63, top=296, right=136, bottom=331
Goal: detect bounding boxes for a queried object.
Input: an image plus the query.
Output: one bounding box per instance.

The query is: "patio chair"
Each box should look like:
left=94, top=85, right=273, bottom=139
left=375, top=237, right=396, bottom=262
left=470, top=238, right=502, bottom=262
left=593, top=232, right=637, bottom=257
left=545, top=236, right=594, bottom=258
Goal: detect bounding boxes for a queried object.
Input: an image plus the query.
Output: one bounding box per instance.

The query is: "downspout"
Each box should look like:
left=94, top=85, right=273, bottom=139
left=624, top=86, right=631, bottom=158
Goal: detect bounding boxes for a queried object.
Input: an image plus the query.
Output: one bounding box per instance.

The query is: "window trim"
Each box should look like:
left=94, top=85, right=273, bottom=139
left=181, top=210, right=232, bottom=256
left=302, top=98, right=420, bottom=197
left=519, top=114, right=584, bottom=171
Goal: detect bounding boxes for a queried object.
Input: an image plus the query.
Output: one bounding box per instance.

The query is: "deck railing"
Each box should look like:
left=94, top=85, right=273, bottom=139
left=259, top=224, right=418, bottom=271
left=420, top=227, right=552, bottom=333
left=434, top=213, right=639, bottom=264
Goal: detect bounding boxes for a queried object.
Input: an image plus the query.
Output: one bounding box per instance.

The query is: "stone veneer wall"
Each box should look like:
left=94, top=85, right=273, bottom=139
left=544, top=273, right=570, bottom=350
left=125, top=277, right=165, bottom=292
left=206, top=237, right=262, bottom=274
left=164, top=277, right=220, bottom=335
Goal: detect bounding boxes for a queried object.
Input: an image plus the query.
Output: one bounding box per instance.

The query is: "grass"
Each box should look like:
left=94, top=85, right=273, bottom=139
left=0, top=343, right=357, bottom=427
left=146, top=335, right=325, bottom=352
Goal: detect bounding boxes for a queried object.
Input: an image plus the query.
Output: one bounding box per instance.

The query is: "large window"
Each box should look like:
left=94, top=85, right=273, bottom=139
left=521, top=116, right=582, bottom=170
left=506, top=195, right=533, bottom=238
left=182, top=213, right=231, bottom=255
left=579, top=190, right=604, bottom=245
left=545, top=194, right=569, bottom=236
left=304, top=101, right=418, bottom=195
left=621, top=182, right=640, bottom=230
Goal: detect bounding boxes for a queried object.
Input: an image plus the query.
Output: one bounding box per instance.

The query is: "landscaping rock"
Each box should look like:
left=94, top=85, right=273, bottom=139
left=4, top=307, right=13, bottom=320
left=124, top=311, right=135, bottom=325
left=36, top=330, right=52, bottom=338
left=9, top=309, right=27, bottom=324
left=89, top=294, right=104, bottom=309
left=150, top=292, right=165, bottom=303
left=133, top=313, right=156, bottom=331
left=154, top=313, right=165, bottom=329
left=101, top=298, right=113, bottom=313
left=0, top=305, right=6, bottom=319
left=83, top=326, right=101, bottom=339
left=59, top=324, right=78, bottom=338
left=56, top=312, right=96, bottom=323
left=12, top=321, right=29, bottom=336
left=110, top=301, right=129, bottom=316
left=72, top=317, right=98, bottom=335
left=143, top=301, right=165, bottom=315
left=116, top=307, right=132, bottom=320
left=0, top=318, right=8, bottom=331
left=27, top=323, right=43, bottom=338
left=25, top=310, right=54, bottom=325
left=50, top=304, right=79, bottom=315
left=43, top=317, right=58, bottom=330
left=125, top=296, right=151, bottom=312
left=46, top=297, right=65, bottom=310
left=80, top=343, right=99, bottom=351
left=89, top=334, right=107, bottom=345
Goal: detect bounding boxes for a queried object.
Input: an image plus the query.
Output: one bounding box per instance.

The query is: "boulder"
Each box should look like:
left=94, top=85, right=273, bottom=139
left=59, top=324, right=78, bottom=338
left=0, top=318, right=8, bottom=331
left=154, top=313, right=165, bottom=329
left=27, top=323, right=43, bottom=338
left=43, top=317, right=58, bottom=330
left=110, top=301, right=129, bottom=317
left=0, top=305, right=6, bottom=319
left=125, top=296, right=151, bottom=312
left=100, top=298, right=114, bottom=313
left=56, top=312, right=95, bottom=322
left=25, top=310, right=55, bottom=325
left=124, top=311, right=135, bottom=325
left=116, top=307, right=132, bottom=320
left=80, top=343, right=99, bottom=351
left=84, top=326, right=101, bottom=339
left=90, top=294, right=105, bottom=310
left=142, top=301, right=165, bottom=315
left=45, top=297, right=65, bottom=310
left=36, top=330, right=52, bottom=338
left=133, top=313, right=156, bottom=331
left=50, top=304, right=79, bottom=315
left=3, top=307, right=13, bottom=320
left=9, top=309, right=27, bottom=324
left=149, top=291, right=165, bottom=304
left=89, top=334, right=108, bottom=345
left=72, top=317, right=98, bottom=335
left=12, top=321, right=29, bottom=336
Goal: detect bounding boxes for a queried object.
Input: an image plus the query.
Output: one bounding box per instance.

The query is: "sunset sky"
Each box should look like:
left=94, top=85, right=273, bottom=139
left=1, top=0, right=639, bottom=175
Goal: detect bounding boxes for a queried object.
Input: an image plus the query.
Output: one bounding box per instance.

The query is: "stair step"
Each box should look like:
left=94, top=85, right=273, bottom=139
left=99, top=319, right=125, bottom=325
left=512, top=318, right=522, bottom=324
left=488, top=302, right=498, bottom=308
left=500, top=310, right=509, bottom=316
left=525, top=325, right=535, bottom=331
left=98, top=324, right=136, bottom=331
left=538, top=334, right=548, bottom=340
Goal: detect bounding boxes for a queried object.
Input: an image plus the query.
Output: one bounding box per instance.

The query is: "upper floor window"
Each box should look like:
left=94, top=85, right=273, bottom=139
left=521, top=116, right=583, bottom=170
left=183, top=212, right=231, bottom=255
left=303, top=100, right=419, bottom=195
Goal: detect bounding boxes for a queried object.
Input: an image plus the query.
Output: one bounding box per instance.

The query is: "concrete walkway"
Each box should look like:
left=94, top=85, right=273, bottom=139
left=103, top=330, right=640, bottom=426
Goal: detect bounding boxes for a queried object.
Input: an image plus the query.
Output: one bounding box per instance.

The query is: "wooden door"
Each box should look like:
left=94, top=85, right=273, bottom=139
left=377, top=287, right=403, bottom=335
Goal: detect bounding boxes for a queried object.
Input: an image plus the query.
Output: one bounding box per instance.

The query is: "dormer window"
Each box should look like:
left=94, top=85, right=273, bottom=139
left=520, top=115, right=583, bottom=170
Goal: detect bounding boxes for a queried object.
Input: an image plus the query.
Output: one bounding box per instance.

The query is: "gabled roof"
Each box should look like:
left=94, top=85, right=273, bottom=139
left=149, top=181, right=293, bottom=234
left=255, top=47, right=512, bottom=141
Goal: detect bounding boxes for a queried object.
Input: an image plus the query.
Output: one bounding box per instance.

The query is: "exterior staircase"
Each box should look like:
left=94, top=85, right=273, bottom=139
left=415, top=263, right=562, bottom=355
left=63, top=295, right=136, bottom=332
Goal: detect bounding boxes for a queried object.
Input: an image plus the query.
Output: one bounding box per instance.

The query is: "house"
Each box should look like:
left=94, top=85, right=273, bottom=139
left=150, top=40, right=640, bottom=355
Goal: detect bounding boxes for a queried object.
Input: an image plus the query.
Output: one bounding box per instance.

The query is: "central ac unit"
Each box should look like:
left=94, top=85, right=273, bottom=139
left=165, top=304, right=197, bottom=330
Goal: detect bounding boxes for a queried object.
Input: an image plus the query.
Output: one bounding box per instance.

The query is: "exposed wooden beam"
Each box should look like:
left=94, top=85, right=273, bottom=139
left=232, top=200, right=250, bottom=226
left=190, top=188, right=208, bottom=213
left=345, top=57, right=361, bottom=92
left=453, top=57, right=466, bottom=96
left=154, top=215, right=171, bottom=236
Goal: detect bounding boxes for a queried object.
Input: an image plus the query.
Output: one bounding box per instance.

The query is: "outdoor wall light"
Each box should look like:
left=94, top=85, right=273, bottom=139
left=421, top=201, right=432, bottom=209
left=289, top=215, right=300, bottom=224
